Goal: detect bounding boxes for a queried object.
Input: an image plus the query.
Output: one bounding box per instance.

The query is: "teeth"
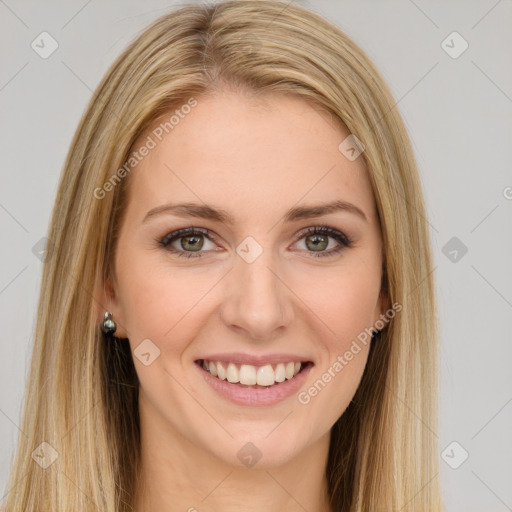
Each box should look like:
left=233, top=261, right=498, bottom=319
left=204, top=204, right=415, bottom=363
left=201, top=359, right=304, bottom=386
left=274, top=363, right=285, bottom=382
left=257, top=364, right=275, bottom=386
left=226, top=363, right=239, bottom=383
left=239, top=364, right=257, bottom=385
left=217, top=361, right=226, bottom=380
left=285, top=362, right=295, bottom=380
left=208, top=361, right=218, bottom=377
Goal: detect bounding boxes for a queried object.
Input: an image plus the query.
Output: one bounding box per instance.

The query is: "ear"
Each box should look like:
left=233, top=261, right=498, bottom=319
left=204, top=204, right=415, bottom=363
left=373, top=288, right=391, bottom=323
left=92, top=272, right=128, bottom=338
left=372, top=266, right=391, bottom=330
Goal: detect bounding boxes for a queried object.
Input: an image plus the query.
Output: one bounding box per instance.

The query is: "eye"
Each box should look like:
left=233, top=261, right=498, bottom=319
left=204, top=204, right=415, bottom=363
left=158, top=225, right=353, bottom=259
left=159, top=227, right=218, bottom=259
left=292, top=226, right=353, bottom=258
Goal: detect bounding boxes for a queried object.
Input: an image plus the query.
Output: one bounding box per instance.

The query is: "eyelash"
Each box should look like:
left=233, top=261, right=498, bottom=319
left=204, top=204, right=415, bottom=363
left=158, top=226, right=353, bottom=259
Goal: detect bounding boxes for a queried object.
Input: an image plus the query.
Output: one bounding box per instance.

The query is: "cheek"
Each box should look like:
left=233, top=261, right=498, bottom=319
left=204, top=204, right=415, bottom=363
left=295, top=257, right=381, bottom=345
left=116, top=250, right=220, bottom=346
left=294, top=265, right=377, bottom=426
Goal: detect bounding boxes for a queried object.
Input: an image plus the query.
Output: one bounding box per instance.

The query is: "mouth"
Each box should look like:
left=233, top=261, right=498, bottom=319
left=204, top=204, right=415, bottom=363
left=194, top=359, right=314, bottom=389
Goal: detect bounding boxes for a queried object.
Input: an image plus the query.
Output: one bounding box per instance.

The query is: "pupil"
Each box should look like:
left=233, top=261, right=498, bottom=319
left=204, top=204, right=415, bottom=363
left=307, top=234, right=327, bottom=251
left=182, top=235, right=203, bottom=251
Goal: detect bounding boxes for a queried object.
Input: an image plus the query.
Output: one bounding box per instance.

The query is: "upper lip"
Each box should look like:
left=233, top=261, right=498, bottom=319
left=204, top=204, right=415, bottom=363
left=196, top=352, right=313, bottom=366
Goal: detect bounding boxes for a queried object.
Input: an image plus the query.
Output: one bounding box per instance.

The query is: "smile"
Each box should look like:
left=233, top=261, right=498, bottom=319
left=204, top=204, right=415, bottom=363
left=195, top=357, right=314, bottom=406
left=199, top=359, right=305, bottom=388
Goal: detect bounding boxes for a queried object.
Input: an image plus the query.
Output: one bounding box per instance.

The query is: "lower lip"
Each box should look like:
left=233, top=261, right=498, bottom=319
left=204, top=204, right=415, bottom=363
left=196, top=361, right=314, bottom=406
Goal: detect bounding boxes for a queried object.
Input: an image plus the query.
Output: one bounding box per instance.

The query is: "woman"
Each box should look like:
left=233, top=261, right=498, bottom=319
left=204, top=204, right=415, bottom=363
left=2, top=1, right=442, bottom=510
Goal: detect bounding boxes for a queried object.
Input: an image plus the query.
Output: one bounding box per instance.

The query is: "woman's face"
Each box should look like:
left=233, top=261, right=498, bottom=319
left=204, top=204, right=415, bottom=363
left=104, top=90, right=387, bottom=468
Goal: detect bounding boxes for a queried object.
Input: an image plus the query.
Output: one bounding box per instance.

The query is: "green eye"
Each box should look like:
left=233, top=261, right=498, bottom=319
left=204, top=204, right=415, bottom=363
left=159, top=226, right=352, bottom=259
left=294, top=226, right=352, bottom=258
left=160, top=227, right=215, bottom=258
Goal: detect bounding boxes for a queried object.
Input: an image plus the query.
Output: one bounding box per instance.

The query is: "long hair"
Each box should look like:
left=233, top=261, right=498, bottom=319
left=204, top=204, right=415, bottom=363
left=2, top=1, right=442, bottom=510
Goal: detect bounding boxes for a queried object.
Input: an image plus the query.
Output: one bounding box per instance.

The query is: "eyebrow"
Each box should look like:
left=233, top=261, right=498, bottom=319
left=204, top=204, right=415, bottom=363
left=142, top=199, right=368, bottom=225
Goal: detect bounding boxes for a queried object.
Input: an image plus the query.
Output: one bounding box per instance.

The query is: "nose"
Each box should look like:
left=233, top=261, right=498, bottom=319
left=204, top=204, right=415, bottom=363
left=219, top=246, right=294, bottom=341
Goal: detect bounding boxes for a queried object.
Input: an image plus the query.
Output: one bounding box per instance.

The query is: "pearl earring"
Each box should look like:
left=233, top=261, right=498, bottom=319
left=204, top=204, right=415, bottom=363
left=101, top=311, right=117, bottom=336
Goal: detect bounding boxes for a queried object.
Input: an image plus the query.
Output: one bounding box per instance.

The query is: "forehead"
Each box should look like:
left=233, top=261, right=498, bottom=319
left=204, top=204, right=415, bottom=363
left=123, top=91, right=376, bottom=226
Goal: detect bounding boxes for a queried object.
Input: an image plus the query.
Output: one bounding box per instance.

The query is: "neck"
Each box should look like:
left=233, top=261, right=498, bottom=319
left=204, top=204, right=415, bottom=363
left=133, top=396, right=333, bottom=512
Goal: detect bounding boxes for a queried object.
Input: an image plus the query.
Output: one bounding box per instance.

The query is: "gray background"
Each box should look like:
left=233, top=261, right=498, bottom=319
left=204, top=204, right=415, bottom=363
left=1, top=1, right=511, bottom=510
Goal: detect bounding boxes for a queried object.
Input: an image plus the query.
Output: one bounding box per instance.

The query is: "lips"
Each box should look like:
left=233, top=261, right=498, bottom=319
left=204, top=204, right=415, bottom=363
left=195, top=357, right=314, bottom=406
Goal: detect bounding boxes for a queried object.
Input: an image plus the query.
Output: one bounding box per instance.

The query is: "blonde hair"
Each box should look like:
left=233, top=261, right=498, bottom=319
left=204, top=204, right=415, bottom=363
left=2, top=1, right=442, bottom=510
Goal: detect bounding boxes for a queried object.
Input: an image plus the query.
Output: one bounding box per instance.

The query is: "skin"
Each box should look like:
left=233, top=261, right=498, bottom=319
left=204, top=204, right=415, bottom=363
left=95, top=88, right=389, bottom=512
